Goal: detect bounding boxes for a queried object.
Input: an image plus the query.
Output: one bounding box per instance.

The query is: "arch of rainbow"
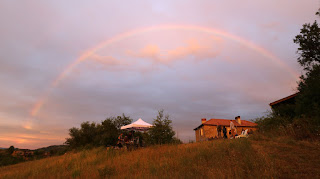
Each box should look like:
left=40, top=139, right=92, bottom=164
left=29, top=24, right=299, bottom=123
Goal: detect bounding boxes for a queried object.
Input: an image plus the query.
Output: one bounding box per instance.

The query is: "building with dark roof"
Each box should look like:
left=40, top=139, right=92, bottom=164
left=269, top=92, right=298, bottom=109
left=269, top=93, right=298, bottom=118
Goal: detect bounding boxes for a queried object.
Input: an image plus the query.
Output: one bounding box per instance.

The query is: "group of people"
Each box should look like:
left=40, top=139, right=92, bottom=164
left=216, top=125, right=228, bottom=139
left=216, top=116, right=244, bottom=139
left=117, top=131, right=140, bottom=149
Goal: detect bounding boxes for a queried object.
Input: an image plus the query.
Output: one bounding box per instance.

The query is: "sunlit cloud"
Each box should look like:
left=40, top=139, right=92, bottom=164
left=127, top=38, right=223, bottom=65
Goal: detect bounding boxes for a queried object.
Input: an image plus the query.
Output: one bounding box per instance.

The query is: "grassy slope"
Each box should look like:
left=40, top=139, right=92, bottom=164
left=1, top=136, right=319, bottom=178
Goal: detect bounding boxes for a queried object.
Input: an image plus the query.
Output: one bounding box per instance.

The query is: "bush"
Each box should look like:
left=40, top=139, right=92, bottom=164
left=255, top=113, right=320, bottom=140
left=0, top=153, right=24, bottom=167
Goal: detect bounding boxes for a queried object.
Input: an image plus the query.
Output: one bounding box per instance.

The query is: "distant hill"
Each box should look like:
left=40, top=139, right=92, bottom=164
left=0, top=135, right=319, bottom=178
left=35, top=145, right=67, bottom=152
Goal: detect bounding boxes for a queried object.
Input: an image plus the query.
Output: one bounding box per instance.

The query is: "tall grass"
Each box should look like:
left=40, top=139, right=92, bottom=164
left=1, top=137, right=319, bottom=178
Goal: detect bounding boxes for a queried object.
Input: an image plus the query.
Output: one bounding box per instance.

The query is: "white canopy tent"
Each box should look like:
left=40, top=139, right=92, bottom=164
left=120, top=118, right=153, bottom=131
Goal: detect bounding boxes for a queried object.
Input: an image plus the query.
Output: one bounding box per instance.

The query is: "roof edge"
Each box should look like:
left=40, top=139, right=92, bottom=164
left=193, top=124, right=203, bottom=131
left=269, top=92, right=299, bottom=106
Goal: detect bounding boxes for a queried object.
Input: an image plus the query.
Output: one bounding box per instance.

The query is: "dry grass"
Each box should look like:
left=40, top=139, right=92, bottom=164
left=1, top=136, right=319, bottom=178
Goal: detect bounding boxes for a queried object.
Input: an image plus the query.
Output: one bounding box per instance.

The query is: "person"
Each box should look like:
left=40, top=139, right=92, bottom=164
left=217, top=125, right=222, bottom=138
left=118, top=133, right=123, bottom=141
left=124, top=135, right=129, bottom=143
left=128, top=132, right=133, bottom=142
left=230, top=119, right=235, bottom=139
left=234, top=129, right=238, bottom=137
left=117, top=133, right=124, bottom=148
left=223, top=126, right=227, bottom=139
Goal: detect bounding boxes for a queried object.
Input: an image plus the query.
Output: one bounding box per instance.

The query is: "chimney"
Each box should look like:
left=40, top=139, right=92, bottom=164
left=201, top=118, right=207, bottom=124
left=236, top=116, right=241, bottom=125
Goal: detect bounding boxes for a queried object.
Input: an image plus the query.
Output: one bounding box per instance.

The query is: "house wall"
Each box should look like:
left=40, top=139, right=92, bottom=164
left=195, top=129, right=200, bottom=142
left=204, top=125, right=217, bottom=139
left=195, top=126, right=208, bottom=142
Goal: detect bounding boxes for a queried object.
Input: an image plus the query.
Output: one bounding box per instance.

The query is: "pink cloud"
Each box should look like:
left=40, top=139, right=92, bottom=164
left=127, top=38, right=223, bottom=65
left=89, top=54, right=127, bottom=66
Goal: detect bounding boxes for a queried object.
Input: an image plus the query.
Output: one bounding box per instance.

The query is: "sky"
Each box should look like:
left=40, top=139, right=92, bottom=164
left=0, top=0, right=319, bottom=149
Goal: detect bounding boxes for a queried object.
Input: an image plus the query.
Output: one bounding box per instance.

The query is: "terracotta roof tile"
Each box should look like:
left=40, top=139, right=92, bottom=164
left=204, top=119, right=257, bottom=127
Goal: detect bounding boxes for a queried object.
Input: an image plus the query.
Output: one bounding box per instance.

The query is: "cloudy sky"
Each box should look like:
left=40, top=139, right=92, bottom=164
left=0, top=0, right=318, bottom=149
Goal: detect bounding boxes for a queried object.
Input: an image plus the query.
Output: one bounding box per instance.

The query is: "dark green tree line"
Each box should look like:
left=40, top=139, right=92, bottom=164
left=65, top=114, right=132, bottom=149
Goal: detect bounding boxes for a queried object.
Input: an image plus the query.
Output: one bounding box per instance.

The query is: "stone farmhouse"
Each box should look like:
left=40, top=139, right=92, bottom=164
left=194, top=116, right=257, bottom=142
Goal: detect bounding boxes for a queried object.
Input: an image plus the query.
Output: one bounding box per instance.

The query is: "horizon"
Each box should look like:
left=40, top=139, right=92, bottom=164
left=0, top=1, right=318, bottom=149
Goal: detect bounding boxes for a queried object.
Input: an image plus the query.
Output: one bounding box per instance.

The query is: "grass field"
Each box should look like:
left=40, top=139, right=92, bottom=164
left=1, top=135, right=319, bottom=178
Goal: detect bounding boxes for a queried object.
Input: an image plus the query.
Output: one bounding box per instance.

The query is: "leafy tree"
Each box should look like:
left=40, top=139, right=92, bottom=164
left=7, top=146, right=14, bottom=154
left=96, top=118, right=119, bottom=146
left=113, top=114, right=132, bottom=129
left=293, top=9, right=320, bottom=72
left=296, top=65, right=320, bottom=117
left=147, top=110, right=176, bottom=145
left=294, top=9, right=320, bottom=118
left=65, top=127, right=81, bottom=148
left=65, top=114, right=132, bottom=149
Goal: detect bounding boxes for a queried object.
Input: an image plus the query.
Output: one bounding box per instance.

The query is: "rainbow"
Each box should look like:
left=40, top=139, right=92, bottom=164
left=29, top=24, right=299, bottom=121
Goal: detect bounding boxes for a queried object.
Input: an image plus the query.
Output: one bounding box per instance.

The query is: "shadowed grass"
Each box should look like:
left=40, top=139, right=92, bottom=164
left=0, top=137, right=319, bottom=178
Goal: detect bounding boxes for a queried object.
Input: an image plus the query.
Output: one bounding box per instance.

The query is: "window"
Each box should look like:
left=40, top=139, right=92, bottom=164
left=200, top=128, right=204, bottom=136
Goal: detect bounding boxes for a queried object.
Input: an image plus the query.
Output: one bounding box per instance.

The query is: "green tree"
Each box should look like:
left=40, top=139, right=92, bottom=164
left=147, top=110, right=176, bottom=145
left=65, top=114, right=132, bottom=149
left=96, top=118, right=119, bottom=146
left=113, top=114, right=132, bottom=129
left=293, top=9, right=320, bottom=72
left=296, top=65, right=320, bottom=117
left=294, top=9, right=320, bottom=118
left=7, top=146, right=14, bottom=155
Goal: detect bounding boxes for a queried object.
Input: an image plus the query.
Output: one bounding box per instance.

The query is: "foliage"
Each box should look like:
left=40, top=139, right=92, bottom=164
left=1, top=145, right=29, bottom=167
left=145, top=110, right=176, bottom=145
left=294, top=8, right=320, bottom=118
left=113, top=114, right=132, bottom=129
left=293, top=9, right=320, bottom=72
left=293, top=9, right=320, bottom=137
left=7, top=146, right=14, bottom=154
left=0, top=152, right=24, bottom=167
left=65, top=114, right=132, bottom=149
left=296, top=65, right=320, bottom=117
left=255, top=115, right=289, bottom=132
left=171, top=137, right=183, bottom=144
left=271, top=103, right=296, bottom=119
left=255, top=114, right=320, bottom=139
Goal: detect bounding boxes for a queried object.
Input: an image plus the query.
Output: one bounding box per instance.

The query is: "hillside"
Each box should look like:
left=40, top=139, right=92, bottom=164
left=0, top=135, right=319, bottom=178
